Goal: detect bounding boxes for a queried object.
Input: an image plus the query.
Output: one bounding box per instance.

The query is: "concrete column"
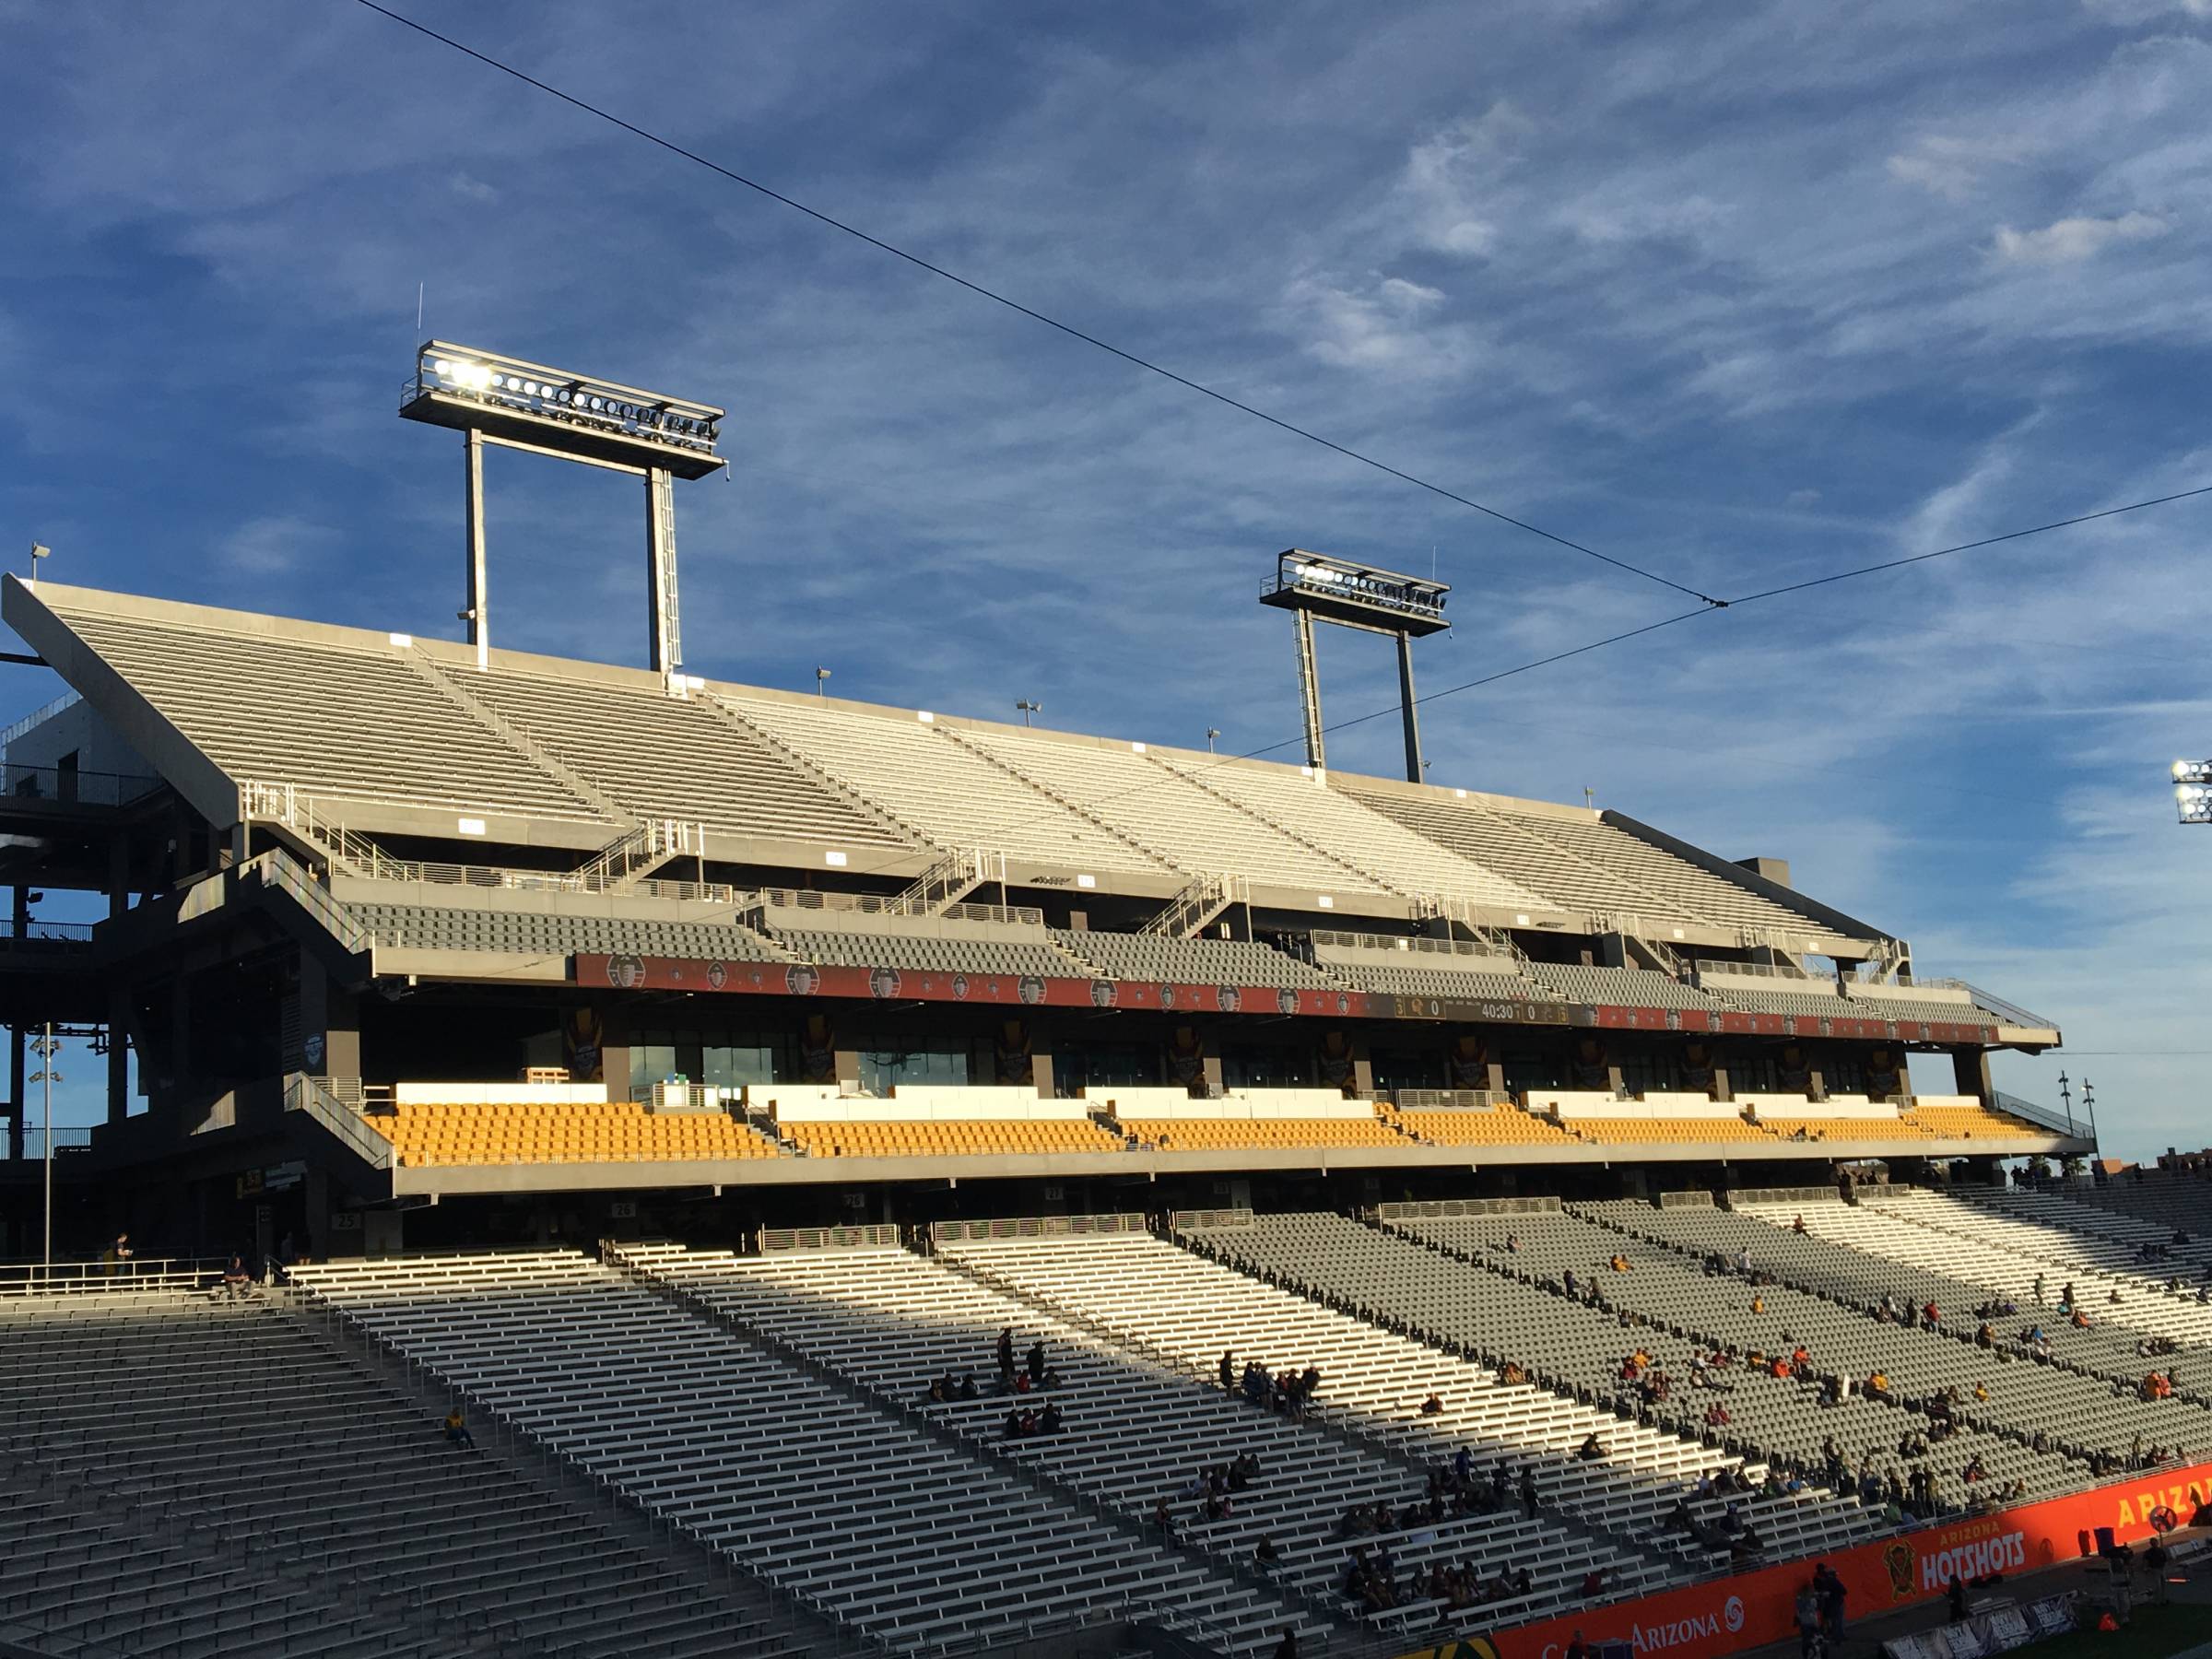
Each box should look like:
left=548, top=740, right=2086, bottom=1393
left=1484, top=1062, right=1507, bottom=1098
left=834, top=1049, right=862, bottom=1090
left=1710, top=1065, right=1732, bottom=1103
left=297, top=959, right=362, bottom=1079
left=1200, top=1054, right=1225, bottom=1098
left=1807, top=1069, right=1827, bottom=1103
left=1351, top=1055, right=1376, bottom=1099
left=1030, top=1053, right=1056, bottom=1099
left=1606, top=1064, right=1628, bottom=1097
left=1950, top=1048, right=1994, bottom=1105
left=105, top=987, right=129, bottom=1124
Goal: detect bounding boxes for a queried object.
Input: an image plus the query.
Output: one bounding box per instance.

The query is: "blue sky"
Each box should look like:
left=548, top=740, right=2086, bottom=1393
left=2, top=1, right=2207, bottom=1158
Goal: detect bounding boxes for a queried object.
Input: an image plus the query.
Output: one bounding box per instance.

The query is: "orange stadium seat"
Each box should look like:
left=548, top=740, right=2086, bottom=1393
left=1382, top=1105, right=1585, bottom=1147
left=1114, top=1112, right=1408, bottom=1152
left=368, top=1099, right=783, bottom=1166
left=779, top=1118, right=1127, bottom=1159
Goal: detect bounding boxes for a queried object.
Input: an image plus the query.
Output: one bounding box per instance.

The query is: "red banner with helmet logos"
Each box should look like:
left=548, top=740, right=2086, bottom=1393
left=1465, top=1461, right=2212, bottom=1659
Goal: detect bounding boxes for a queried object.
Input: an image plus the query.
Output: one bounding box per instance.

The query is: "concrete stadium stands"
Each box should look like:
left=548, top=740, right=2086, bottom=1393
left=1581, top=1198, right=2212, bottom=1464
left=53, top=604, right=603, bottom=822
left=619, top=1238, right=1610, bottom=1641
left=1154, top=756, right=1543, bottom=911
left=949, top=727, right=1377, bottom=898
left=716, top=693, right=1173, bottom=877
left=768, top=925, right=1084, bottom=979
left=1384, top=1101, right=1589, bottom=1148
left=351, top=900, right=792, bottom=963
left=465, top=665, right=913, bottom=852
left=0, top=1285, right=806, bottom=1659
left=1741, top=1193, right=2212, bottom=1352
left=937, top=1225, right=1729, bottom=1585
left=1489, top=808, right=1818, bottom=939
left=1526, top=964, right=1720, bottom=1012
left=289, top=1251, right=1277, bottom=1656
left=1236, top=1210, right=1892, bottom=1554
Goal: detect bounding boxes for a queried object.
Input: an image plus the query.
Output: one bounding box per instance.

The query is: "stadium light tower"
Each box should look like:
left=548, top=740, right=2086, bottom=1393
left=2174, top=759, right=2212, bottom=825
left=400, top=343, right=724, bottom=679
left=1260, top=549, right=1449, bottom=781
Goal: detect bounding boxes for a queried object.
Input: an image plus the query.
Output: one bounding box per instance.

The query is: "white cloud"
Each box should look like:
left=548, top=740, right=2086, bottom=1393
left=1885, top=134, right=2030, bottom=201
left=449, top=172, right=498, bottom=203
left=1279, top=272, right=1453, bottom=372
left=218, top=515, right=335, bottom=576
left=1992, top=210, right=2170, bottom=264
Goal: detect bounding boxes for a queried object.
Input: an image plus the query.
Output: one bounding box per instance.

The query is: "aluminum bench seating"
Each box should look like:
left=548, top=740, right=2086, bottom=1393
left=291, top=1251, right=1300, bottom=1658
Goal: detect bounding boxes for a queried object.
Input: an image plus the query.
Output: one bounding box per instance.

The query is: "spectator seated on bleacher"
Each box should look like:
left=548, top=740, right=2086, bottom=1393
left=442, top=1406, right=476, bottom=1450
left=218, top=1254, right=254, bottom=1300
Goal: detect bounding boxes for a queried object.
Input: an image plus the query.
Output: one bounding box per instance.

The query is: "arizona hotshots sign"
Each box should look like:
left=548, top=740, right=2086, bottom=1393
left=1412, top=1462, right=2212, bottom=1659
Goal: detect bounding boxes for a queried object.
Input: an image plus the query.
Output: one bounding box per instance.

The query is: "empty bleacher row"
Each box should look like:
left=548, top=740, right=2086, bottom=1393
left=770, top=925, right=1084, bottom=979
left=351, top=902, right=793, bottom=963
left=287, top=1252, right=1303, bottom=1657
left=0, top=1288, right=806, bottom=1659
left=617, top=1241, right=1623, bottom=1641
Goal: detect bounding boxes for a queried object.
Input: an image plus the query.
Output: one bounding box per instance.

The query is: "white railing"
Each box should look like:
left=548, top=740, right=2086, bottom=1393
left=1392, top=1088, right=1510, bottom=1111
left=758, top=1223, right=902, bottom=1253
left=1138, top=871, right=1246, bottom=938
left=930, top=1214, right=1147, bottom=1244
left=0, top=1255, right=229, bottom=1296
left=1694, top=957, right=1817, bottom=982
left=0, top=689, right=82, bottom=757
left=885, top=847, right=1005, bottom=918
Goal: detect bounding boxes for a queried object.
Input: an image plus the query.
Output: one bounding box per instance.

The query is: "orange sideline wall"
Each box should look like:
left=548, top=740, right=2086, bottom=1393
left=1393, top=1461, right=2212, bottom=1659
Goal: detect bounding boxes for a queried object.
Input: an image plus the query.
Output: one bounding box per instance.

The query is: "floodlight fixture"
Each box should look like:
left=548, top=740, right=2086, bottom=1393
left=1015, top=699, right=1041, bottom=727
left=2174, top=759, right=2212, bottom=825
left=815, top=666, right=832, bottom=700
left=1259, top=548, right=1451, bottom=781
left=401, top=341, right=726, bottom=678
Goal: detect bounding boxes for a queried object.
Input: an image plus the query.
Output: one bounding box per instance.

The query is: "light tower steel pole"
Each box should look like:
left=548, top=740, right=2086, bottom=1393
left=1261, top=550, right=1450, bottom=783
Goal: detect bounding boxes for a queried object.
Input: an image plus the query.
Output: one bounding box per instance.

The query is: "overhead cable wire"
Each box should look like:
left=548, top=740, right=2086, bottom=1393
left=347, top=0, right=1724, bottom=607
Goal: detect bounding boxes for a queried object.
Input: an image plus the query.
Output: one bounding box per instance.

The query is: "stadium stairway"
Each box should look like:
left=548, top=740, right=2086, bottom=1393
left=0, top=1285, right=818, bottom=1659
left=288, top=1251, right=1294, bottom=1659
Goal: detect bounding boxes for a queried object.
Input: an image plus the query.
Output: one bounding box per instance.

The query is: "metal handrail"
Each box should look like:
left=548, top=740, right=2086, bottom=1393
left=0, top=1255, right=228, bottom=1294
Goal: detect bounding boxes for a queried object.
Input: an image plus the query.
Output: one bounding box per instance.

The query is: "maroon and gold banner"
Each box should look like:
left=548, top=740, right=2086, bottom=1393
left=570, top=954, right=1994, bottom=1042
left=1464, top=1461, right=2212, bottom=1659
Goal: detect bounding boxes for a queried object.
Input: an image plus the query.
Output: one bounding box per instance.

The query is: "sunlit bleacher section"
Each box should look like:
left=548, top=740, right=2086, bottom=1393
left=462, top=662, right=917, bottom=853
left=1307, top=931, right=1563, bottom=1002
left=0, top=1287, right=808, bottom=1659
left=1739, top=1191, right=2212, bottom=1351
left=938, top=1224, right=1755, bottom=1571
left=351, top=900, right=792, bottom=962
left=1383, top=1093, right=1588, bottom=1147
left=618, top=1234, right=1618, bottom=1641
left=1103, top=1091, right=1410, bottom=1152
left=715, top=692, right=1174, bottom=876
left=1236, top=1208, right=1899, bottom=1547
left=46, top=600, right=606, bottom=822
left=288, top=1251, right=1284, bottom=1656
left=763, top=1086, right=1128, bottom=1159
left=1153, top=755, right=1544, bottom=910
left=1747, top=1095, right=1929, bottom=1143
left=1587, top=1195, right=2166, bottom=1383
left=1051, top=927, right=1342, bottom=988
left=947, top=725, right=1380, bottom=898
left=1336, top=780, right=1836, bottom=941
left=764, top=921, right=1086, bottom=980
left=1557, top=1203, right=2194, bottom=1477
left=369, top=1082, right=784, bottom=1168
